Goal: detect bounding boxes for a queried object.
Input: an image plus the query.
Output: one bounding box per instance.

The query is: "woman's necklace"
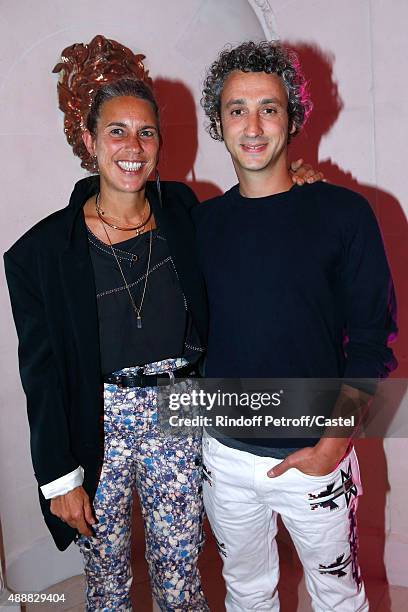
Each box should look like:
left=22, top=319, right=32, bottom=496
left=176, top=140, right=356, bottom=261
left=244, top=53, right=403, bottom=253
left=96, top=196, right=153, bottom=329
left=96, top=192, right=152, bottom=235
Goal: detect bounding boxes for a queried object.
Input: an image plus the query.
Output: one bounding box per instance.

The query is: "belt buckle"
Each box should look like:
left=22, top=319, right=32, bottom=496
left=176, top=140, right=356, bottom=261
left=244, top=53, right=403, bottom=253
left=115, top=375, right=125, bottom=388
left=136, top=368, right=149, bottom=388
left=138, top=374, right=152, bottom=387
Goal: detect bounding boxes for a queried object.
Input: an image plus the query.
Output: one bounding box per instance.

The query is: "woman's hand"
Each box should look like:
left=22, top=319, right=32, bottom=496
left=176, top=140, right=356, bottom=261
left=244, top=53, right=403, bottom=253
left=50, top=485, right=96, bottom=536
left=290, top=158, right=325, bottom=185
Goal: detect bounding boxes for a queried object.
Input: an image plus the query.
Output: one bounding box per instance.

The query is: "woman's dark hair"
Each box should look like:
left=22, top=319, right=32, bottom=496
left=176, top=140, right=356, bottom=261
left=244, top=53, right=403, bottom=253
left=86, top=77, right=160, bottom=136
left=201, top=40, right=312, bottom=142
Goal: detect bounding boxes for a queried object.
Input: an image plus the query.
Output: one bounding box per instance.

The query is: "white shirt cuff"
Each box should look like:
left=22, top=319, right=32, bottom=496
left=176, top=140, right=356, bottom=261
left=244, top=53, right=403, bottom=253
left=40, top=466, right=84, bottom=500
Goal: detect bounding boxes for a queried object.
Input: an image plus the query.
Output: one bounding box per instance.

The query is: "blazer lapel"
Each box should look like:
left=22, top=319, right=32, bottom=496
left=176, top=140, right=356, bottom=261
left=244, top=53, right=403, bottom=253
left=148, top=182, right=190, bottom=285
left=60, top=185, right=101, bottom=379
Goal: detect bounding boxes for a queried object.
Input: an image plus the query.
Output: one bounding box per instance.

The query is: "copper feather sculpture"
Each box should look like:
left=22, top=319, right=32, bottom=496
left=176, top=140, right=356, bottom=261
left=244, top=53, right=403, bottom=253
left=53, top=35, right=151, bottom=171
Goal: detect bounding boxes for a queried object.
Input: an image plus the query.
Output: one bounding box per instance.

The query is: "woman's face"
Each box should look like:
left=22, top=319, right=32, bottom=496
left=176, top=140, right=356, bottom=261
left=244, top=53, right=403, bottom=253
left=83, top=95, right=160, bottom=195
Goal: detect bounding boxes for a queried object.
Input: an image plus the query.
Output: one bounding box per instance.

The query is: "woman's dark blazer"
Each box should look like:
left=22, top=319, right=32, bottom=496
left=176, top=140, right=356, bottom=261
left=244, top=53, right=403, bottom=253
left=4, top=176, right=208, bottom=551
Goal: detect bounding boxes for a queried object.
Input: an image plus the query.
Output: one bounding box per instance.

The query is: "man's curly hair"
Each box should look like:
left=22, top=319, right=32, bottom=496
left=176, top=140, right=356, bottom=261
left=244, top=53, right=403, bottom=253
left=201, top=41, right=312, bottom=142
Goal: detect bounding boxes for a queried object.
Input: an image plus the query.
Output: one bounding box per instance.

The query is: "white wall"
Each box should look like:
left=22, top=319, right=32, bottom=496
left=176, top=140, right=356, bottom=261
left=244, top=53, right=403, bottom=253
left=1, top=0, right=407, bottom=592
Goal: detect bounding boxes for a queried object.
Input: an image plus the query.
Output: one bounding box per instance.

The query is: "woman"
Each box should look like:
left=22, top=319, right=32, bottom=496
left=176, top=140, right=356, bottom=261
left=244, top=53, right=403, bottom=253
left=5, top=73, right=210, bottom=610
left=4, top=36, right=319, bottom=611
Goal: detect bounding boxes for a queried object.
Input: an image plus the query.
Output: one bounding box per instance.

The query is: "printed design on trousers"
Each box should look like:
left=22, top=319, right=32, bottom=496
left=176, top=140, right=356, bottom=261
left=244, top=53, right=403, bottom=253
left=213, top=534, right=227, bottom=558
left=202, top=462, right=213, bottom=487
left=76, top=360, right=209, bottom=611
left=319, top=552, right=352, bottom=578
left=318, top=506, right=362, bottom=586
left=349, top=507, right=362, bottom=589
left=308, top=461, right=357, bottom=511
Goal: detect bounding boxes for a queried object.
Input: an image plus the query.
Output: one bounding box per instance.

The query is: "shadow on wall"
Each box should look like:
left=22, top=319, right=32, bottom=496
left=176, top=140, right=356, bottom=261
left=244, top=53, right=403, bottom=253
left=153, top=78, right=222, bottom=202
left=287, top=41, right=408, bottom=612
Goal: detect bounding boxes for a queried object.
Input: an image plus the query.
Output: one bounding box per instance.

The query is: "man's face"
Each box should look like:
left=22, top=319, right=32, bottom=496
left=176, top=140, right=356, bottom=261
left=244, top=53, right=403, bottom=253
left=219, top=71, right=294, bottom=177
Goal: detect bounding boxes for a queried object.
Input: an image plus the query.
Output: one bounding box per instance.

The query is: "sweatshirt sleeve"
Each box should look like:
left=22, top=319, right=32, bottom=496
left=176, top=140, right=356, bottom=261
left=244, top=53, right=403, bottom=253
left=342, top=199, right=398, bottom=384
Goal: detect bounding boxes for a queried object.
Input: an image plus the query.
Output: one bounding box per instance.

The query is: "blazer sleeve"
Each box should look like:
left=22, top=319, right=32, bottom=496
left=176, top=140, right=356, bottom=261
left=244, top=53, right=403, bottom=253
left=4, top=250, right=79, bottom=487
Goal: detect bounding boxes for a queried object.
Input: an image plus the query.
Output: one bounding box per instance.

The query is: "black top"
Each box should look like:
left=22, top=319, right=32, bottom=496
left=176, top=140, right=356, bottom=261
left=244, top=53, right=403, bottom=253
left=4, top=176, right=208, bottom=551
left=193, top=181, right=397, bottom=453
left=87, top=226, right=203, bottom=374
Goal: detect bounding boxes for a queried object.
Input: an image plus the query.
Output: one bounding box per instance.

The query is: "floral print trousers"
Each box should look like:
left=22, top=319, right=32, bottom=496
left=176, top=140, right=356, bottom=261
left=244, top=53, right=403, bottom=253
left=76, top=360, right=209, bottom=611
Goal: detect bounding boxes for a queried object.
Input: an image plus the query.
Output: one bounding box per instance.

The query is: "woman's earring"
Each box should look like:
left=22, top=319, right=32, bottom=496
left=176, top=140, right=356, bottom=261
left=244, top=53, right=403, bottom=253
left=156, top=169, right=162, bottom=208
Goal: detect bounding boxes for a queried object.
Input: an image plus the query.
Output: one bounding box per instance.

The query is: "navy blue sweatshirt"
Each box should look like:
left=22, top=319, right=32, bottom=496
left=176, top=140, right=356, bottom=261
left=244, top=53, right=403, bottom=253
left=193, top=182, right=397, bottom=453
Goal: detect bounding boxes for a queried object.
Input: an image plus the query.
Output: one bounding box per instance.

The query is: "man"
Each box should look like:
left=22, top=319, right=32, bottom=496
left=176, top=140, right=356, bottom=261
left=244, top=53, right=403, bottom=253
left=194, top=41, right=397, bottom=611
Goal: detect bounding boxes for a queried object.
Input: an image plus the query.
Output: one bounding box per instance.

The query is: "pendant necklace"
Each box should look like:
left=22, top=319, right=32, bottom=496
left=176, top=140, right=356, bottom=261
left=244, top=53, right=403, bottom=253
left=96, top=193, right=152, bottom=235
left=96, top=193, right=152, bottom=329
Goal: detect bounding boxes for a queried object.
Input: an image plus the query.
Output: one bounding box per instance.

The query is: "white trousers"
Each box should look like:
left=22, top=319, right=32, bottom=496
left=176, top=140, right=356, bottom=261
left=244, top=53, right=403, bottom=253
left=203, top=435, right=369, bottom=611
